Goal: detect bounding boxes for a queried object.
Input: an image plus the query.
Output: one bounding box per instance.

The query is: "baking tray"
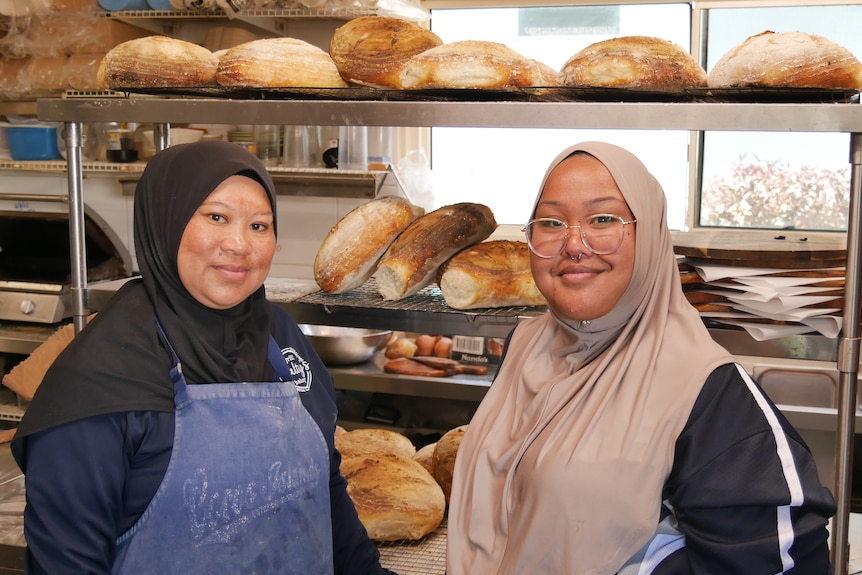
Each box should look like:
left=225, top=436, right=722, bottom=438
left=107, top=85, right=861, bottom=104
left=377, top=520, right=446, bottom=575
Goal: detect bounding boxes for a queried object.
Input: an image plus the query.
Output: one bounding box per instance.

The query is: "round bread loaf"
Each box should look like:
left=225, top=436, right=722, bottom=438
left=399, top=40, right=557, bottom=89
left=561, top=35, right=707, bottom=90
left=335, top=428, right=417, bottom=460
left=216, top=37, right=348, bottom=88
left=438, top=240, right=547, bottom=310
left=433, top=424, right=468, bottom=503
left=98, top=36, right=218, bottom=89
left=708, top=30, right=862, bottom=89
left=341, top=452, right=445, bottom=541
left=329, top=16, right=443, bottom=89
left=413, top=442, right=436, bottom=476
left=314, top=196, right=424, bottom=294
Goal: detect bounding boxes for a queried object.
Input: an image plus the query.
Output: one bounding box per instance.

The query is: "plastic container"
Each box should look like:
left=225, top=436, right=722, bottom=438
left=97, top=0, right=150, bottom=10
left=338, top=126, right=367, bottom=171
left=282, top=125, right=313, bottom=168
left=6, top=125, right=62, bottom=161
left=253, top=124, right=280, bottom=167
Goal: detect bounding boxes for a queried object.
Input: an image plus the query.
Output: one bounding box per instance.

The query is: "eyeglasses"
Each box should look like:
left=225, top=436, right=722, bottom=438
left=523, top=214, right=637, bottom=258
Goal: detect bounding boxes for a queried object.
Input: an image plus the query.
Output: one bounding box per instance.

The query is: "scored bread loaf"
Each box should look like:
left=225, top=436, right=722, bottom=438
left=433, top=424, right=468, bottom=503
left=329, top=15, right=443, bottom=89
left=438, top=240, right=547, bottom=310
left=98, top=36, right=218, bottom=89
left=561, top=35, right=707, bottom=90
left=341, top=452, right=445, bottom=541
left=314, top=196, right=424, bottom=294
left=707, top=30, right=862, bottom=89
left=400, top=40, right=558, bottom=89
left=335, top=428, right=417, bottom=460
left=375, top=203, right=497, bottom=301
left=216, top=37, right=348, bottom=88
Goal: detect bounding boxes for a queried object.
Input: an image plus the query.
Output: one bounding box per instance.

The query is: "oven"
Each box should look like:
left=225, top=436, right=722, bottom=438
left=0, top=190, right=134, bottom=410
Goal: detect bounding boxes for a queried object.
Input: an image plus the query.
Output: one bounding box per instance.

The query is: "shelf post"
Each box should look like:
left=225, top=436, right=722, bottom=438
left=831, top=132, right=862, bottom=575
left=64, top=121, right=89, bottom=335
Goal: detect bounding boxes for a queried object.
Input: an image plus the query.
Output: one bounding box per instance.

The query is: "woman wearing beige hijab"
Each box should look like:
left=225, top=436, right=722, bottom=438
left=447, top=142, right=836, bottom=574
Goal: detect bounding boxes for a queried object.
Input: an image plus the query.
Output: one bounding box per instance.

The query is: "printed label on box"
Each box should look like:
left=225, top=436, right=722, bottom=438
left=451, top=335, right=505, bottom=365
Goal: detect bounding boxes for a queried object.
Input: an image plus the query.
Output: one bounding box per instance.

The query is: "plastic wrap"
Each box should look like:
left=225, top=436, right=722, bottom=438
left=26, top=55, right=68, bottom=91
left=64, top=53, right=105, bottom=91
left=0, top=56, right=31, bottom=99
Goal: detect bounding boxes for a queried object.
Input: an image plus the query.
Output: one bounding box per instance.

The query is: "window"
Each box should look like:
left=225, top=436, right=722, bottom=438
left=699, top=4, right=862, bottom=231
left=428, top=4, right=692, bottom=229
left=425, top=2, right=861, bottom=233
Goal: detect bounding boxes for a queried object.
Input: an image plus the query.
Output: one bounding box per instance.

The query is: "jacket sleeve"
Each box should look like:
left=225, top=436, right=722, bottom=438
left=271, top=305, right=397, bottom=575
left=656, top=363, right=836, bottom=575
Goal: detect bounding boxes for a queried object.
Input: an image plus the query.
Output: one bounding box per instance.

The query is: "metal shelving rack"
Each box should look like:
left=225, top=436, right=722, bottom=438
left=36, top=95, right=862, bottom=573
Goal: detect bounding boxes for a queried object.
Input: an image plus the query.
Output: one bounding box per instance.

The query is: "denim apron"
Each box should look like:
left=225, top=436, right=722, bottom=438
left=113, top=320, right=334, bottom=575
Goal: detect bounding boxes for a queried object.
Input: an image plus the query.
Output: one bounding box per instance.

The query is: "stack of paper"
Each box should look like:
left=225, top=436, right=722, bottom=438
left=682, top=262, right=844, bottom=341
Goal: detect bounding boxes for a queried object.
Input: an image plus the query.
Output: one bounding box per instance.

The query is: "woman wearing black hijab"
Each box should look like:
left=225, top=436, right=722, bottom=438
left=12, top=140, right=395, bottom=575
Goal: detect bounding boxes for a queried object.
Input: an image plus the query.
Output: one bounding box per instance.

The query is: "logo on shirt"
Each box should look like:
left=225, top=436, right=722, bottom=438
left=280, top=347, right=312, bottom=392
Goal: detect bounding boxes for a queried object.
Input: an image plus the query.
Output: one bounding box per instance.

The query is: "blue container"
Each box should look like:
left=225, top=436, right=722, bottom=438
left=97, top=0, right=150, bottom=10
left=146, top=0, right=174, bottom=9
left=6, top=126, right=63, bottom=161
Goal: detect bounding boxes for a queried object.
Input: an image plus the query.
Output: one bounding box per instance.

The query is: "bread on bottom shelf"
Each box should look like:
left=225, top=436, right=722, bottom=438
left=341, top=452, right=445, bottom=542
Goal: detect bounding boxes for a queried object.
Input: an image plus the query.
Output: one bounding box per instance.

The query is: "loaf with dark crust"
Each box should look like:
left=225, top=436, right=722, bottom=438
left=561, top=35, right=707, bottom=90
left=708, top=30, right=862, bottom=89
left=374, top=203, right=497, bottom=300
left=314, top=196, right=424, bottom=294
left=329, top=15, right=443, bottom=88
left=438, top=240, right=547, bottom=309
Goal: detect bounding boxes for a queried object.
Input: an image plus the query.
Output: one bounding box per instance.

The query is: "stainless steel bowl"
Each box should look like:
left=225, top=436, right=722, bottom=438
left=299, top=324, right=393, bottom=365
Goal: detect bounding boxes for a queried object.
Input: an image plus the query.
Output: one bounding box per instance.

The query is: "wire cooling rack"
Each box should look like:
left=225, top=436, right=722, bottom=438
left=377, top=521, right=446, bottom=575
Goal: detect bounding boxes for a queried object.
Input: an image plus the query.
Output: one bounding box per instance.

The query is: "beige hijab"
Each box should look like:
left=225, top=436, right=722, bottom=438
left=447, top=142, right=734, bottom=574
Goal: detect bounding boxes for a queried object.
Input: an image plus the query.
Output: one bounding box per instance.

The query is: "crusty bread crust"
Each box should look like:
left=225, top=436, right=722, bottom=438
left=216, top=37, right=348, bottom=88
left=375, top=202, right=497, bottom=300
left=561, top=35, right=707, bottom=90
left=400, top=40, right=558, bottom=89
left=335, top=428, right=417, bottom=460
left=432, top=424, right=468, bottom=503
left=99, top=36, right=218, bottom=89
left=341, top=452, right=445, bottom=542
left=708, top=30, right=862, bottom=89
left=438, top=240, right=547, bottom=310
left=329, top=16, right=443, bottom=89
left=314, top=196, right=424, bottom=294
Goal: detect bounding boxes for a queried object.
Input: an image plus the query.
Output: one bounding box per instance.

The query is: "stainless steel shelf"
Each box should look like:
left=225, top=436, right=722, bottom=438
left=37, top=97, right=862, bottom=132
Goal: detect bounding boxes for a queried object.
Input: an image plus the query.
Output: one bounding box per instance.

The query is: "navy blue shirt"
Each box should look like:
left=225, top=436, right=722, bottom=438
left=17, top=305, right=394, bottom=575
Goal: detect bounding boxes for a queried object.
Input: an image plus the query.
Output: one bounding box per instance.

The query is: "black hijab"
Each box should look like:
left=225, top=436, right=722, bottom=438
left=14, top=140, right=279, bottom=441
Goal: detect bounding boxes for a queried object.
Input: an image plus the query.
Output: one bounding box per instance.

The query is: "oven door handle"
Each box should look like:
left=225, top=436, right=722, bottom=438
left=0, top=193, right=68, bottom=203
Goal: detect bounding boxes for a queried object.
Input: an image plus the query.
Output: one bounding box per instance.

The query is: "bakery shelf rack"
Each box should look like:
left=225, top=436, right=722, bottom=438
left=36, top=94, right=862, bottom=573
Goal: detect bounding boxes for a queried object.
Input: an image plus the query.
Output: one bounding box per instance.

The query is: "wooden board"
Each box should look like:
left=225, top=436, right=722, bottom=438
left=672, top=230, right=846, bottom=269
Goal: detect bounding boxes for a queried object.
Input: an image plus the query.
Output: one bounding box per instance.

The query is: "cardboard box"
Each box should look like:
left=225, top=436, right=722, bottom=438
left=449, top=335, right=505, bottom=366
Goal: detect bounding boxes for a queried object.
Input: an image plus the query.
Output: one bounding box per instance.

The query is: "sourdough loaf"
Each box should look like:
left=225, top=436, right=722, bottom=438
left=399, top=40, right=557, bottom=89
left=413, top=442, right=436, bottom=476
left=340, top=452, right=445, bottom=541
left=433, top=424, right=468, bottom=503
left=314, top=196, right=424, bottom=294
left=708, top=30, right=862, bottom=89
left=438, top=240, right=547, bottom=309
left=561, top=35, right=707, bottom=90
left=335, top=428, right=416, bottom=460
left=98, top=36, right=218, bottom=89
left=375, top=203, right=497, bottom=300
left=216, top=37, right=348, bottom=88
left=329, top=16, right=443, bottom=89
